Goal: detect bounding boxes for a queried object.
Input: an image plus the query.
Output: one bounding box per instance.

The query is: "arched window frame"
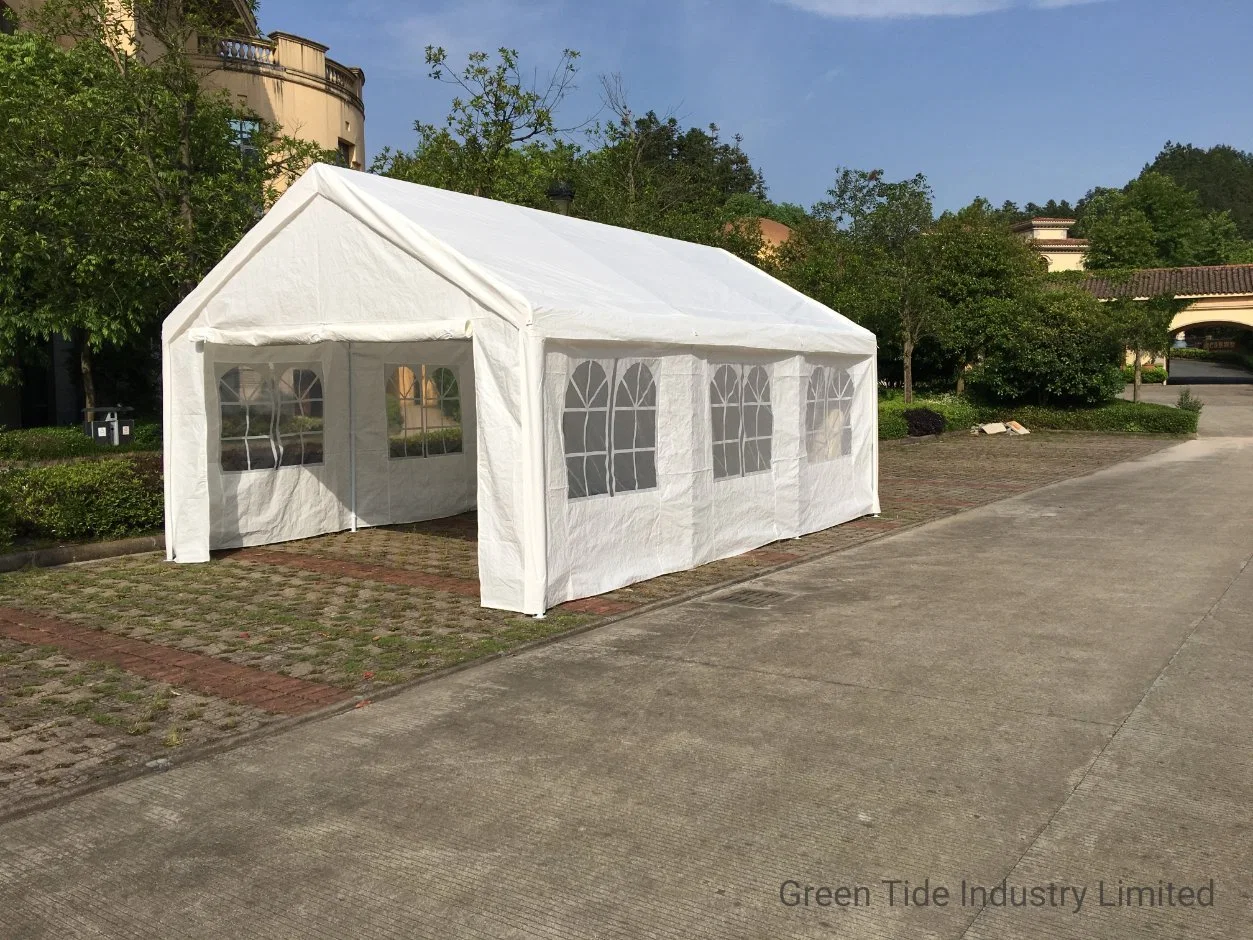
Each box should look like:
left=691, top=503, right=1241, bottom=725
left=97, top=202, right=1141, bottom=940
left=385, top=364, right=463, bottom=459
left=217, top=362, right=325, bottom=472
left=562, top=358, right=658, bottom=499
left=806, top=364, right=855, bottom=463
left=611, top=361, right=658, bottom=494
left=711, top=363, right=772, bottom=480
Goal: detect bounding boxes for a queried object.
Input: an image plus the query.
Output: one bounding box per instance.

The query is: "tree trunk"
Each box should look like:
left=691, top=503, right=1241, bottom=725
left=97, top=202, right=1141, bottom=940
left=903, top=335, right=915, bottom=405
left=177, top=93, right=198, bottom=299
left=79, top=339, right=96, bottom=414
left=1132, top=349, right=1142, bottom=404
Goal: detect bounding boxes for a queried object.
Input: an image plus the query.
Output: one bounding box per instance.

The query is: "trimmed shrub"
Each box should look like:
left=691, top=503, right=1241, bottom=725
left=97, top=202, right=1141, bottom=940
left=4, top=455, right=164, bottom=542
left=0, top=422, right=161, bottom=463
left=983, top=401, right=1198, bottom=435
left=879, top=396, right=1198, bottom=438
left=1121, top=365, right=1168, bottom=384
left=904, top=408, right=945, bottom=437
left=879, top=409, right=908, bottom=440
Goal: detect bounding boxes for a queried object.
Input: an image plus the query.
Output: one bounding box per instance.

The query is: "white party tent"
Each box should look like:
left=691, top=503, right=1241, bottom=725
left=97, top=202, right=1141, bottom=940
left=162, top=164, right=879, bottom=615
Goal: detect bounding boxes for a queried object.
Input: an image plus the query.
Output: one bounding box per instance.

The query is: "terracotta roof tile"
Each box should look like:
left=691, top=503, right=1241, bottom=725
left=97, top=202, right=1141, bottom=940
left=1082, top=264, right=1253, bottom=299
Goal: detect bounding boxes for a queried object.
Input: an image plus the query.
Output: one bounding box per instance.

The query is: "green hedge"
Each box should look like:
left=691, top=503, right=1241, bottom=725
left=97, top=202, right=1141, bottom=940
left=0, top=455, right=163, bottom=549
left=1121, top=365, right=1168, bottom=384
left=879, top=397, right=1198, bottom=439
left=0, top=422, right=161, bottom=463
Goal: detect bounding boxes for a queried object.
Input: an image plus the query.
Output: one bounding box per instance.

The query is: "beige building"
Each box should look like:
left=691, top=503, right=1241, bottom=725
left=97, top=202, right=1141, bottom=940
left=1083, top=265, right=1253, bottom=342
left=1012, top=217, right=1089, bottom=272
left=1, top=0, right=365, bottom=170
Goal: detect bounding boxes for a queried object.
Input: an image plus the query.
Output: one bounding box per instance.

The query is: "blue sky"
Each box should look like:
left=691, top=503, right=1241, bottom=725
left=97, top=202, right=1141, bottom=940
left=259, top=0, right=1253, bottom=212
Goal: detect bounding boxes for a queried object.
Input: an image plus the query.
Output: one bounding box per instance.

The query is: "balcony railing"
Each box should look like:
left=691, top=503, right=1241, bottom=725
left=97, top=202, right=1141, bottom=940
left=200, top=36, right=277, bottom=67
left=325, top=60, right=360, bottom=96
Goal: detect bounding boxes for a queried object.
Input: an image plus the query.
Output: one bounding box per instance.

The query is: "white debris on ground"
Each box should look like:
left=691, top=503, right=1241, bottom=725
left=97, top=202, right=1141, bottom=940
left=974, top=421, right=1031, bottom=435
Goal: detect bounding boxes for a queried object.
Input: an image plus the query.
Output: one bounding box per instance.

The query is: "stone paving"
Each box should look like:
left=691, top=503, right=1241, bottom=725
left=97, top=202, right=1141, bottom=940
left=2, top=429, right=1246, bottom=940
left=0, top=432, right=1177, bottom=818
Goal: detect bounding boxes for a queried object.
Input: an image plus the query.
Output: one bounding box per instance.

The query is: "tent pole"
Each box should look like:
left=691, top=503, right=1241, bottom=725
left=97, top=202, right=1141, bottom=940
left=348, top=341, right=358, bottom=532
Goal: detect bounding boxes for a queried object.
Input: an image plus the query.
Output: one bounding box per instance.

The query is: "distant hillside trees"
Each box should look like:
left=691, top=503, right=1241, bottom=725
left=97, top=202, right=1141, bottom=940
left=1148, top=142, right=1253, bottom=241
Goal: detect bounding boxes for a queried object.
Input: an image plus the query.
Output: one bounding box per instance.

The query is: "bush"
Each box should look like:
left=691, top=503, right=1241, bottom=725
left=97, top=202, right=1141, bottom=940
left=0, top=422, right=161, bottom=463
left=1176, top=389, right=1204, bottom=414
left=903, top=408, right=945, bottom=437
left=1121, top=365, right=1168, bottom=384
left=879, top=396, right=1199, bottom=438
left=878, top=409, right=908, bottom=440
left=982, top=401, right=1198, bottom=435
left=966, top=288, right=1126, bottom=407
left=2, top=455, right=164, bottom=543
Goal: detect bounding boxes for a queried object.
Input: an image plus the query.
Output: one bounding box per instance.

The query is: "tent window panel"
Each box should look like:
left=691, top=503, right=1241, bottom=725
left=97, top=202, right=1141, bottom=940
left=218, top=366, right=277, bottom=472
left=611, top=363, right=658, bottom=494
left=386, top=364, right=463, bottom=459
left=562, top=360, right=656, bottom=499
left=277, top=367, right=324, bottom=467
left=805, top=365, right=855, bottom=463
left=711, top=363, right=771, bottom=480
left=741, top=366, right=772, bottom=475
left=563, top=361, right=611, bottom=499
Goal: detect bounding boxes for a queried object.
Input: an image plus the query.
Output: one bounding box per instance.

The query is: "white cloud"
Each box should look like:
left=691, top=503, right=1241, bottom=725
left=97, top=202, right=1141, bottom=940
left=775, top=0, right=1106, bottom=18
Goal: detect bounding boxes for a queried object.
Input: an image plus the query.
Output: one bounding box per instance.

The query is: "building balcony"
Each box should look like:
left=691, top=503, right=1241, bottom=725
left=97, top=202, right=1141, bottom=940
left=192, top=30, right=366, bottom=170
left=195, top=32, right=364, bottom=113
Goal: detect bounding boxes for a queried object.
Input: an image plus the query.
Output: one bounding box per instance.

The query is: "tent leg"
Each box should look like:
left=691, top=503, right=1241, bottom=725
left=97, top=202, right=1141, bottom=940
left=348, top=340, right=358, bottom=533
left=532, top=612, right=547, bottom=620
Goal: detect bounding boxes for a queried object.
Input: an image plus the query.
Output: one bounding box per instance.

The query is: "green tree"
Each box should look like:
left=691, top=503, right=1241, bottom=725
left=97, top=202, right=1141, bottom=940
left=373, top=46, right=581, bottom=202
left=966, top=288, right=1124, bottom=407
left=1148, top=141, right=1253, bottom=240
left=1102, top=288, right=1191, bottom=403
left=1079, top=172, right=1245, bottom=269
left=928, top=198, right=1047, bottom=392
left=0, top=1, right=325, bottom=409
left=571, top=76, right=765, bottom=244
left=815, top=168, right=936, bottom=403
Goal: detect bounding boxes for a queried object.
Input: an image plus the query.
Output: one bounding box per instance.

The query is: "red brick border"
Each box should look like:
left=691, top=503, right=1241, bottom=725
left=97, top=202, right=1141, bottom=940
left=227, top=548, right=482, bottom=597
left=0, top=608, right=350, bottom=716
left=227, top=548, right=645, bottom=617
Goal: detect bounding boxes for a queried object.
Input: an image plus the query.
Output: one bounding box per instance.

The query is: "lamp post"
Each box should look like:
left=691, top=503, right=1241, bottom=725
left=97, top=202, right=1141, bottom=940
left=546, top=180, right=575, bottom=216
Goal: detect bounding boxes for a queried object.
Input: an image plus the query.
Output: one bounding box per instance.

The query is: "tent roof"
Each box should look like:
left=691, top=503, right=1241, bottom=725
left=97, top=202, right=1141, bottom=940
left=169, top=164, right=876, bottom=355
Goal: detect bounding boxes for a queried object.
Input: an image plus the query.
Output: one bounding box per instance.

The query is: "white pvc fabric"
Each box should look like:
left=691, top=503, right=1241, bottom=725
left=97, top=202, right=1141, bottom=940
left=163, top=164, right=879, bottom=615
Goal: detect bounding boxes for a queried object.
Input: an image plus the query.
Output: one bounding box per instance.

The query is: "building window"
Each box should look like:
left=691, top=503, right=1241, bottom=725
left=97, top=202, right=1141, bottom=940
left=229, top=117, right=262, bottom=164
left=711, top=364, right=772, bottom=479
left=562, top=360, right=657, bottom=499
left=336, top=139, right=355, bottom=168
left=385, top=365, right=463, bottom=459
left=805, top=366, right=854, bottom=463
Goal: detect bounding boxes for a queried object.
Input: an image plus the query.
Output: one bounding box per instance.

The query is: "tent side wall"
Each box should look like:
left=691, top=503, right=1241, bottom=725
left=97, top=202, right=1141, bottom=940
left=542, top=343, right=877, bottom=608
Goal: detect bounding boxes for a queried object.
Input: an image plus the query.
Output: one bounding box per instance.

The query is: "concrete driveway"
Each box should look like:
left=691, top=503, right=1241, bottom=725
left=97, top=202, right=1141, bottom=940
left=1127, top=381, right=1252, bottom=437
left=3, top=431, right=1253, bottom=939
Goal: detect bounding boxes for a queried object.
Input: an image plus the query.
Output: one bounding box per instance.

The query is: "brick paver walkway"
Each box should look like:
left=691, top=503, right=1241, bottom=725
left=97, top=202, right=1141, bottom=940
left=0, top=607, right=349, bottom=717
left=0, top=432, right=1180, bottom=817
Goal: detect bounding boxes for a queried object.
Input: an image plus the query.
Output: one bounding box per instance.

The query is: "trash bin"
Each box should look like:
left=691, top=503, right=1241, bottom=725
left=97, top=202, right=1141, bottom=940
left=83, top=405, right=136, bottom=447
